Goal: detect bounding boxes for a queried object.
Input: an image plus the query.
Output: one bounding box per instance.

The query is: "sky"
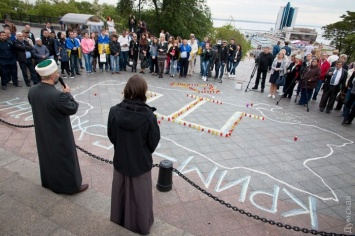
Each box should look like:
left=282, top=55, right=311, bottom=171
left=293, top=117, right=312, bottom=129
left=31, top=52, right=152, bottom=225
left=206, top=0, right=351, bottom=27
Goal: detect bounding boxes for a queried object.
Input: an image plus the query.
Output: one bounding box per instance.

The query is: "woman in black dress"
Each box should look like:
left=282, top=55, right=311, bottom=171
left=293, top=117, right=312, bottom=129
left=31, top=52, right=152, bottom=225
left=129, top=33, right=139, bottom=72
left=268, top=52, right=286, bottom=98
left=108, top=75, right=160, bottom=235
left=283, top=54, right=302, bottom=99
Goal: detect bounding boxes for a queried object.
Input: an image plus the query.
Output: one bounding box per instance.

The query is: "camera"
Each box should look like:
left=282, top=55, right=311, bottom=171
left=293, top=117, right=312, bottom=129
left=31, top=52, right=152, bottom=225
left=255, top=57, right=260, bottom=64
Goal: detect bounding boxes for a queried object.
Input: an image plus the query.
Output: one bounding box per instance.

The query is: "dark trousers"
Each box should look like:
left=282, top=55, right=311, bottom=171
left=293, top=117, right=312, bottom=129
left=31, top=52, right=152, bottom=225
left=99, top=54, right=109, bottom=70
left=299, top=88, right=313, bottom=105
left=254, top=68, right=267, bottom=89
left=343, top=93, right=355, bottom=123
left=60, top=61, right=71, bottom=75
left=319, top=85, right=338, bottom=110
left=179, top=58, right=188, bottom=76
left=312, top=80, right=324, bottom=100
left=0, top=63, right=18, bottom=86
left=119, top=51, right=128, bottom=70
left=283, top=78, right=296, bottom=98
left=19, top=58, right=38, bottom=85
left=70, top=54, right=79, bottom=75
left=150, top=58, right=158, bottom=73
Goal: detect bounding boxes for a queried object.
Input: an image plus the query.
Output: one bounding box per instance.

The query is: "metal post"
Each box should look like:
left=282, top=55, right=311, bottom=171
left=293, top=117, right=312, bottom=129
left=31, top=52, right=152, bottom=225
left=138, top=0, right=141, bottom=20
left=156, top=160, right=173, bottom=192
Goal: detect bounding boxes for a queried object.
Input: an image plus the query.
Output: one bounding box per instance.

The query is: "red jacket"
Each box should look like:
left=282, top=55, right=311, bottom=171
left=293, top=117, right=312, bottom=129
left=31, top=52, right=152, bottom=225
left=318, top=60, right=330, bottom=81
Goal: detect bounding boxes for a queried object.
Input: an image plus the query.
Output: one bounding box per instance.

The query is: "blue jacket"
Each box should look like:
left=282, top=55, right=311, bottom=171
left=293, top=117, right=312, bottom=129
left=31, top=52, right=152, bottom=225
left=0, top=39, right=16, bottom=65
left=273, top=45, right=280, bottom=57
left=179, top=44, right=191, bottom=59
left=65, top=37, right=80, bottom=50
left=58, top=40, right=69, bottom=62
left=98, top=34, right=110, bottom=44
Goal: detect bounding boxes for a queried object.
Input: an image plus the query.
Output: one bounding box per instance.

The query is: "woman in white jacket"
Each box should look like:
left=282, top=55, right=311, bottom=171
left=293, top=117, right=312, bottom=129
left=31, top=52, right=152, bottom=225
left=188, top=36, right=199, bottom=75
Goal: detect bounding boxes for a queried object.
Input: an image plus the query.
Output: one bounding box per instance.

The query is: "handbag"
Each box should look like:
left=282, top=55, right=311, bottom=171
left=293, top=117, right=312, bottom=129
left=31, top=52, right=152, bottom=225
left=141, top=57, right=149, bottom=68
left=197, top=47, right=202, bottom=55
left=100, top=53, right=106, bottom=63
left=276, top=75, right=285, bottom=86
left=90, top=51, right=95, bottom=57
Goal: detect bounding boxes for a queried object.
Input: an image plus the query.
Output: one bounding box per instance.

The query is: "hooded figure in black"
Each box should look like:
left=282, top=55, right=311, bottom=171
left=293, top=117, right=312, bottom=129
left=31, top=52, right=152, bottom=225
left=108, top=75, right=160, bottom=235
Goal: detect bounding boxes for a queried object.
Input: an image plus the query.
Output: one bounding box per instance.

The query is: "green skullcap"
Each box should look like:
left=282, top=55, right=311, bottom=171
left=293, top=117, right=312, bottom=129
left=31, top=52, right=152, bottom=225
left=37, top=59, right=52, bottom=68
left=35, top=59, right=58, bottom=77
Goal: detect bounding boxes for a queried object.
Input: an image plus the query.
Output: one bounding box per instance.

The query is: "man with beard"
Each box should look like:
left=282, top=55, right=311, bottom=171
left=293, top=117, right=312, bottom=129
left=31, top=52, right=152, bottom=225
left=28, top=59, right=88, bottom=194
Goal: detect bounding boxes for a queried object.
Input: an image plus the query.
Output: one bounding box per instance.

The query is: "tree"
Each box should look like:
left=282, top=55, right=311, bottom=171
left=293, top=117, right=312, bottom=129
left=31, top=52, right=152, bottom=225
left=208, top=24, right=251, bottom=59
left=116, top=0, right=212, bottom=39
left=322, top=11, right=355, bottom=61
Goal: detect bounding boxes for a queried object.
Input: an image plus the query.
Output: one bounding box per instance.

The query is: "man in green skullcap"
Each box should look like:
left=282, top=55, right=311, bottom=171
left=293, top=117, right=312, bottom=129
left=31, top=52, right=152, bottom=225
left=28, top=59, right=88, bottom=194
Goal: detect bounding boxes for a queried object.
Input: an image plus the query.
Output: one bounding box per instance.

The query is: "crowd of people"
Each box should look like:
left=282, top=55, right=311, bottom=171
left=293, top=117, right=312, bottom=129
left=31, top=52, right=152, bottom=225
left=1, top=17, right=355, bottom=236
left=0, top=18, right=244, bottom=87
left=251, top=42, right=355, bottom=126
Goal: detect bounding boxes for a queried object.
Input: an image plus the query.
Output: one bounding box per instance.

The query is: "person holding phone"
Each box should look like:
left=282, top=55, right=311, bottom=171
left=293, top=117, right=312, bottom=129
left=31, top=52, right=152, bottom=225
left=118, top=30, right=131, bottom=71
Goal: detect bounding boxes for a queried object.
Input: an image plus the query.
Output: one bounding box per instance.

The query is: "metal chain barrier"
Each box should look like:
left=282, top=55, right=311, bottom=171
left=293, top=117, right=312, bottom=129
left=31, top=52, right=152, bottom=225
left=0, top=118, right=35, bottom=128
left=0, top=118, right=349, bottom=236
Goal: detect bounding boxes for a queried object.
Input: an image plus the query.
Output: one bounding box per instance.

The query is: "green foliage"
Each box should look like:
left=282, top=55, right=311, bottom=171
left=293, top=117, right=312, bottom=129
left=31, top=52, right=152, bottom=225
left=208, top=24, right=251, bottom=59
left=322, top=11, right=355, bottom=61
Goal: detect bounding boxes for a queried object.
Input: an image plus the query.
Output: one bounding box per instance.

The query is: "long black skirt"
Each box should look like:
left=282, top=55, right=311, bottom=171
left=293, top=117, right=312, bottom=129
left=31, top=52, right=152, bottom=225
left=110, top=169, right=154, bottom=235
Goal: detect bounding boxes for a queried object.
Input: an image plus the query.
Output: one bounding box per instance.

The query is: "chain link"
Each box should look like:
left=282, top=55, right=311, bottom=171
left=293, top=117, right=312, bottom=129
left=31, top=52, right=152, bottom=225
left=0, top=118, right=349, bottom=236
left=171, top=167, right=348, bottom=236
left=0, top=118, right=35, bottom=128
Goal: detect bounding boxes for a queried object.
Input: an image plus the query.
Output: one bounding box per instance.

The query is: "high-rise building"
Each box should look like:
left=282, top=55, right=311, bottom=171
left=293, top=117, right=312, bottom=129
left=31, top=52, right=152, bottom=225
left=275, top=2, right=298, bottom=31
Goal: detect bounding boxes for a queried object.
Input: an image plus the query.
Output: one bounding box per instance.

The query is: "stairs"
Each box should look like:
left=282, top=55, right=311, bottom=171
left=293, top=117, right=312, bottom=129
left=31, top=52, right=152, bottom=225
left=0, top=148, right=190, bottom=236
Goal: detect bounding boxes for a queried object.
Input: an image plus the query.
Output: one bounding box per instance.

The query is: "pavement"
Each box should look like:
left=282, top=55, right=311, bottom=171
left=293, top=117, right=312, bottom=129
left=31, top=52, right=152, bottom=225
left=0, top=25, right=354, bottom=236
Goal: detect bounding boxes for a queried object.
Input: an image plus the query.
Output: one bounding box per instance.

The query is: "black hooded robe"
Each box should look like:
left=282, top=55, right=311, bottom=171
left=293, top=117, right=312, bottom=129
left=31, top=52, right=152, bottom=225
left=28, top=82, right=82, bottom=194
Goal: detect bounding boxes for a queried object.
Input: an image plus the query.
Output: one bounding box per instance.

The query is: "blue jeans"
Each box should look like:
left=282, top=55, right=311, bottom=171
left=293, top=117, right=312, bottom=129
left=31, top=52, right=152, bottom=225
left=82, top=53, right=93, bottom=72
left=110, top=55, right=120, bottom=72
left=120, top=51, right=128, bottom=70
left=170, top=59, right=178, bottom=76
left=227, top=57, right=234, bottom=72
left=201, top=60, right=210, bottom=76
left=70, top=54, right=79, bottom=75
left=217, top=62, right=225, bottom=79
left=230, top=61, right=240, bottom=75
left=312, top=80, right=324, bottom=100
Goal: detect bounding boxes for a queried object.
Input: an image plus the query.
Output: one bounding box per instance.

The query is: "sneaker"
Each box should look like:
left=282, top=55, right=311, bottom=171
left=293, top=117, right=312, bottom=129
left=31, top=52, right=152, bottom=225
left=70, top=74, right=75, bottom=79
left=267, top=94, right=272, bottom=98
left=261, top=89, right=264, bottom=93
left=279, top=92, right=283, bottom=96
left=218, top=79, right=222, bottom=83
left=76, top=72, right=81, bottom=75
left=252, top=86, right=258, bottom=90
left=272, top=95, right=275, bottom=99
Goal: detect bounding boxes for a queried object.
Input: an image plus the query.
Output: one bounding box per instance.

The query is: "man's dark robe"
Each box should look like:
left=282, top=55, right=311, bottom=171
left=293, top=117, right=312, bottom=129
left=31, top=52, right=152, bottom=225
left=28, top=82, right=82, bottom=194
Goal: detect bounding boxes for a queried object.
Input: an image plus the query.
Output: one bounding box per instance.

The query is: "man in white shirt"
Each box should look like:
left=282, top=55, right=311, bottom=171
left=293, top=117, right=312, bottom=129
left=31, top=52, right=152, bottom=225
left=319, top=61, right=348, bottom=113
left=118, top=31, right=131, bottom=71
left=304, top=41, right=314, bottom=56
left=327, top=50, right=339, bottom=65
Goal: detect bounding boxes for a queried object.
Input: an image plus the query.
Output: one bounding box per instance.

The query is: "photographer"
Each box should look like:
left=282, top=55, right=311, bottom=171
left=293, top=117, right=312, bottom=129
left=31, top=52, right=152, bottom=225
left=128, top=15, right=136, bottom=34
left=252, top=47, right=273, bottom=93
left=213, top=40, right=228, bottom=82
